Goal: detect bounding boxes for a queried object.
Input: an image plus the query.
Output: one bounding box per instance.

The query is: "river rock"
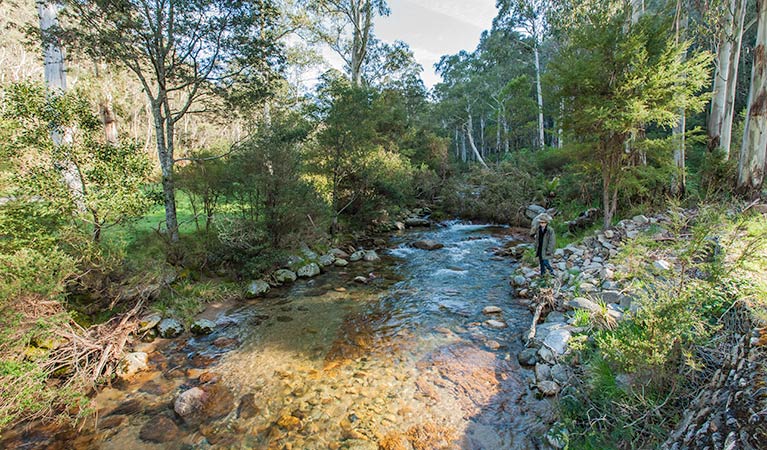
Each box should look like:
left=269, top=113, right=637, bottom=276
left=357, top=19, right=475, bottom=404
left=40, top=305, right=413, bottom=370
left=330, top=248, right=350, bottom=259
left=394, top=221, right=406, bottom=231
left=404, top=217, right=430, bottom=227
left=412, top=240, right=444, bottom=250
left=245, top=280, right=271, bottom=297
left=525, top=204, right=546, bottom=220
left=482, top=306, right=502, bottom=315
left=174, top=387, right=208, bottom=417
left=353, top=276, right=368, bottom=284
left=486, top=340, right=501, bottom=350
left=543, top=328, right=572, bottom=355
left=297, top=263, right=321, bottom=278
left=512, top=275, right=527, bottom=287
left=190, top=319, right=216, bottom=336
left=604, top=229, right=615, bottom=239
left=653, top=259, right=671, bottom=271
left=518, top=348, right=538, bottom=366
left=363, top=250, right=380, bottom=262
left=538, top=346, right=555, bottom=364
left=334, top=258, right=349, bottom=267
left=349, top=251, right=364, bottom=262
left=319, top=254, right=336, bottom=267
left=273, top=269, right=297, bottom=284
left=567, top=297, right=602, bottom=314
left=551, top=364, right=570, bottom=384
left=277, top=414, right=301, bottom=430
left=116, top=352, right=148, bottom=379
left=237, top=393, right=259, bottom=419
left=139, top=415, right=179, bottom=443
left=535, top=363, right=551, bottom=382
left=158, top=318, right=184, bottom=338
left=537, top=380, right=561, bottom=396
left=484, top=319, right=507, bottom=329
left=632, top=215, right=650, bottom=225
left=138, top=313, right=162, bottom=332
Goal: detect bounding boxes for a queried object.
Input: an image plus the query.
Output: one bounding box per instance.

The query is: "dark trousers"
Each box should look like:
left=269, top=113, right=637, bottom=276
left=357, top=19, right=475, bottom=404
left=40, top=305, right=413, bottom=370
left=539, top=257, right=554, bottom=276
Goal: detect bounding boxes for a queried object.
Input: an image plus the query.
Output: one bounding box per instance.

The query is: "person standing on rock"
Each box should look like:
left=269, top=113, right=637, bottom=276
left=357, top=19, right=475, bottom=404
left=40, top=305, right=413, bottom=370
left=533, top=213, right=556, bottom=277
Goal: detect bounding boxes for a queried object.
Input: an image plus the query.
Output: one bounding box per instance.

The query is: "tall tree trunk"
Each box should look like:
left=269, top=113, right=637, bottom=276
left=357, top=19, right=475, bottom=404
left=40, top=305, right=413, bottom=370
left=737, top=0, right=767, bottom=196
left=671, top=0, right=688, bottom=197
left=503, top=116, right=509, bottom=153
left=557, top=99, right=564, bottom=149
left=480, top=115, right=486, bottom=157
left=721, top=0, right=749, bottom=159
left=708, top=0, right=737, bottom=152
left=152, top=100, right=180, bottom=242
left=465, top=113, right=489, bottom=168
left=461, top=130, right=467, bottom=163
left=349, top=0, right=373, bottom=86
left=534, top=44, right=545, bottom=149
left=496, top=106, right=502, bottom=153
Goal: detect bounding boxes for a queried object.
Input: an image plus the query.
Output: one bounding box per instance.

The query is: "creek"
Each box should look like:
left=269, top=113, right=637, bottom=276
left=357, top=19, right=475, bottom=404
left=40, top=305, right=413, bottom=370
left=3, top=221, right=554, bottom=449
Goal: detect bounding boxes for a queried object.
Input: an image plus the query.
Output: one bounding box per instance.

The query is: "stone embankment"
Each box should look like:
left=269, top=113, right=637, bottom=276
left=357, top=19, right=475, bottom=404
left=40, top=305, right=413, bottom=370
left=504, top=208, right=766, bottom=448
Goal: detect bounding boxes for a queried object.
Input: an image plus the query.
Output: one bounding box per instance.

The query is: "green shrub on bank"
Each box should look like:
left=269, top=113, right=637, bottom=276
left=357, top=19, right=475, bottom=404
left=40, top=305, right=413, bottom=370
left=560, top=206, right=767, bottom=449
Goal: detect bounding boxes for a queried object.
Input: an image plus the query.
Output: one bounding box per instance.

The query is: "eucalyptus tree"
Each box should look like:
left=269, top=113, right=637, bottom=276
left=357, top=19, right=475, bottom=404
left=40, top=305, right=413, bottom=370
left=58, top=0, right=282, bottom=242
left=307, top=0, right=389, bottom=85
left=548, top=2, right=711, bottom=227
left=495, top=0, right=551, bottom=149
left=706, top=0, right=751, bottom=157
left=737, top=0, right=767, bottom=196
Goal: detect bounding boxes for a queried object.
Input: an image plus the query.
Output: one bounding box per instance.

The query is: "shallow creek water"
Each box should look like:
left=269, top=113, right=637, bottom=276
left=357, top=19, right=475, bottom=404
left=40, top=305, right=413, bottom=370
left=4, top=222, right=555, bottom=449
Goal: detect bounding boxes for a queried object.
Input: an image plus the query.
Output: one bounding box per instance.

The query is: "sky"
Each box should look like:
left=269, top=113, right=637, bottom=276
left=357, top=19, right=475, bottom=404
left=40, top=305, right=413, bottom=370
left=373, top=0, right=498, bottom=88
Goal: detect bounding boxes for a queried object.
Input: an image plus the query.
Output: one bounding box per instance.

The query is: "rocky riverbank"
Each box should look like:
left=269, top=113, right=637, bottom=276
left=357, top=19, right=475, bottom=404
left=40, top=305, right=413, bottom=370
left=504, top=208, right=767, bottom=448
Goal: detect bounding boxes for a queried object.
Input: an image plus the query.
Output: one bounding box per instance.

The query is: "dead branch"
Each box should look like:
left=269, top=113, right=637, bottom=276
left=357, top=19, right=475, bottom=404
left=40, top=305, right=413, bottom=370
left=526, top=286, right=557, bottom=346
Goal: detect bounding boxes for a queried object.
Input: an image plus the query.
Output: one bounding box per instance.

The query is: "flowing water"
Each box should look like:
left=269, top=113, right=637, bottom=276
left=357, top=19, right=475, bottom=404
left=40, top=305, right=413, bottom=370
left=4, top=222, right=555, bottom=450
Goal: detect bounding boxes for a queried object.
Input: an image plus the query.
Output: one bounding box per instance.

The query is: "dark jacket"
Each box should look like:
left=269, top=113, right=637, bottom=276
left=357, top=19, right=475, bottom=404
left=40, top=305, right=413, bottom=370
left=535, top=225, right=556, bottom=260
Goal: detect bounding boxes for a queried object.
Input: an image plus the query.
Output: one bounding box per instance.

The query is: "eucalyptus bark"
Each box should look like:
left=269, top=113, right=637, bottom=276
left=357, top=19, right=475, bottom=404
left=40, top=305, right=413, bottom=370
left=100, top=98, right=119, bottom=146
left=671, top=0, right=688, bottom=197
left=465, top=113, right=489, bottom=168
left=534, top=44, right=545, bottom=149
left=737, top=0, right=767, bottom=196
left=721, top=0, right=749, bottom=158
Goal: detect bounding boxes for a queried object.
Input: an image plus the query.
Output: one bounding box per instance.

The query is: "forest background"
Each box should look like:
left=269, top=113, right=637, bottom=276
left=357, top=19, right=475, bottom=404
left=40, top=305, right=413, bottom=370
left=1, top=0, right=766, bottom=447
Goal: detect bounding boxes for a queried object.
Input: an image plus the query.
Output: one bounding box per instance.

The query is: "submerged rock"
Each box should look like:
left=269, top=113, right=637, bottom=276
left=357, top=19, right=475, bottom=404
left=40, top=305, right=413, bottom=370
left=245, top=280, right=271, bottom=297
left=412, top=240, right=444, bottom=250
left=482, top=306, right=502, bottom=315
left=139, top=415, right=179, bottom=443
left=237, top=393, right=259, bottom=419
left=484, top=319, right=507, bottom=329
left=174, top=387, right=207, bottom=417
left=190, top=319, right=216, bottom=336
left=158, top=318, right=184, bottom=338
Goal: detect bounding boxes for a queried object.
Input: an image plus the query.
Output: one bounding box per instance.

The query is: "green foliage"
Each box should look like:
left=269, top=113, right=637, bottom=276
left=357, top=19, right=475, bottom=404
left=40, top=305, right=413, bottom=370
left=441, top=160, right=537, bottom=224
left=1, top=82, right=153, bottom=241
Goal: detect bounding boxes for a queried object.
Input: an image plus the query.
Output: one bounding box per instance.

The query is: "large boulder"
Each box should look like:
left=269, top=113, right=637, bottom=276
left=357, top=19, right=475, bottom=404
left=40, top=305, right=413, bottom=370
left=158, top=318, right=184, bottom=338
left=404, top=217, right=430, bottom=227
left=543, top=328, right=572, bottom=355
left=412, top=240, right=444, bottom=251
left=245, top=280, right=271, bottom=298
left=567, top=297, right=602, bottom=314
left=273, top=269, right=297, bottom=284
left=190, top=319, right=216, bottom=336
left=297, top=263, right=321, bottom=278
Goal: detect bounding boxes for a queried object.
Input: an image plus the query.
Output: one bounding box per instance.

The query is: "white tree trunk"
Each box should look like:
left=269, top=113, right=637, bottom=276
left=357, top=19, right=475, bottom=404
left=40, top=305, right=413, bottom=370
left=737, top=0, right=767, bottom=195
left=671, top=0, right=688, bottom=196
left=502, top=116, right=510, bottom=153
left=534, top=44, right=545, bottom=149
left=721, top=0, right=749, bottom=159
left=708, top=0, right=736, bottom=152
left=99, top=97, right=119, bottom=146
left=465, top=113, right=489, bottom=168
